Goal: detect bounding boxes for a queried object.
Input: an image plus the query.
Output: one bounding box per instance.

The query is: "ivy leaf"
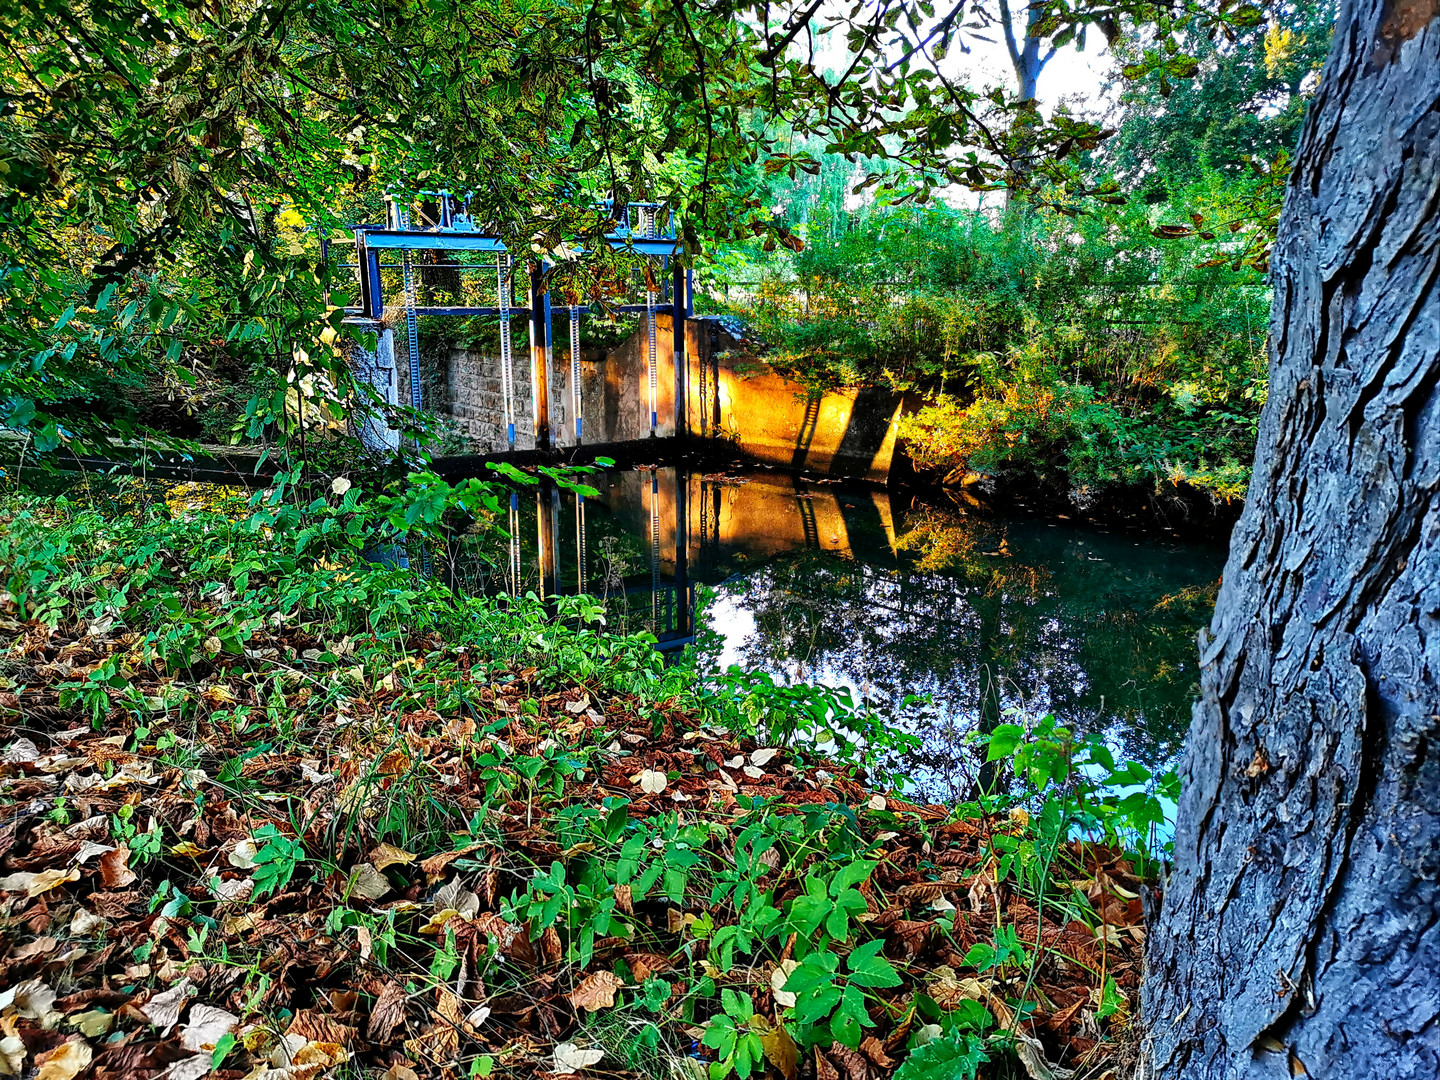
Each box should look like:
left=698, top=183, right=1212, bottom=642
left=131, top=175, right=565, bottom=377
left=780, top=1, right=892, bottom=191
left=963, top=942, right=997, bottom=971
left=950, top=999, right=993, bottom=1032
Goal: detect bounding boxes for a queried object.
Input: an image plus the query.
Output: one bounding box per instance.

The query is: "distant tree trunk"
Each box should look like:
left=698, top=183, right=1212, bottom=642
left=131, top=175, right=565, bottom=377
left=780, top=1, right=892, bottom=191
left=996, top=0, right=1050, bottom=102
left=996, top=0, right=1053, bottom=192
left=1143, top=2, right=1440, bottom=1078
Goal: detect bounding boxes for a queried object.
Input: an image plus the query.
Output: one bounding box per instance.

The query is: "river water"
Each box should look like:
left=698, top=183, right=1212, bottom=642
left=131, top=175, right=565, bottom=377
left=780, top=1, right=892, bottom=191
left=460, top=465, right=1228, bottom=801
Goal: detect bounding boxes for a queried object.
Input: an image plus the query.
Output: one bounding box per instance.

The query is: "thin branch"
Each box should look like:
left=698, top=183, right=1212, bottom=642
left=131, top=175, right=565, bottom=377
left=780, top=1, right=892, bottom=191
left=997, top=0, right=1023, bottom=71
left=759, top=0, right=825, bottom=66
left=668, top=0, right=716, bottom=221
left=887, top=0, right=968, bottom=73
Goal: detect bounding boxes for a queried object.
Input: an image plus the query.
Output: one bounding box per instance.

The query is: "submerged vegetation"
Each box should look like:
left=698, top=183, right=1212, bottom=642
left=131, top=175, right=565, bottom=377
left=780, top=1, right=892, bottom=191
left=0, top=477, right=1172, bottom=1079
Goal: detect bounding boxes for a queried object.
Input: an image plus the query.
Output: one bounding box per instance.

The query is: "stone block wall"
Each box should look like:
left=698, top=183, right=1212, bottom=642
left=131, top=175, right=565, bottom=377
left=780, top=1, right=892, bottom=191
left=443, top=348, right=536, bottom=452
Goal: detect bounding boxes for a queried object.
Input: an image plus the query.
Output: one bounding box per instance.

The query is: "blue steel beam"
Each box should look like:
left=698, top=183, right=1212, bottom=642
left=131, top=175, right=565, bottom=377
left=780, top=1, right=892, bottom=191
left=406, top=306, right=532, bottom=317
left=603, top=238, right=680, bottom=257
left=360, top=231, right=508, bottom=252
left=356, top=231, right=677, bottom=256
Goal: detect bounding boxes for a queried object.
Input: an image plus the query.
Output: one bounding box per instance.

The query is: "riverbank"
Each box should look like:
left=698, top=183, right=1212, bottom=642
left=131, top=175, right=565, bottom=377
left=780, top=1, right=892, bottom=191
left=0, top=487, right=1164, bottom=1080
left=887, top=454, right=1246, bottom=542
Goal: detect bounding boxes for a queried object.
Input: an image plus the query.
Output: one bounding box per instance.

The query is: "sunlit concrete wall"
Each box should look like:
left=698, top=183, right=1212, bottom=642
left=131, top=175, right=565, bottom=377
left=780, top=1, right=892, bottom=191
left=434, top=315, right=907, bottom=481
left=683, top=317, right=904, bottom=483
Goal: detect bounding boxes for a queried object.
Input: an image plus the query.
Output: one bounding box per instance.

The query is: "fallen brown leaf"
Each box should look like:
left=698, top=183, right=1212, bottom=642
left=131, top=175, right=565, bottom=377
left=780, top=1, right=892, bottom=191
left=368, top=843, right=416, bottom=871
left=26, top=869, right=80, bottom=898
left=98, top=847, right=135, bottom=890
left=139, top=980, right=193, bottom=1036
left=753, top=1016, right=798, bottom=1080
left=418, top=843, right=483, bottom=881
left=568, top=971, right=623, bottom=1012
left=828, top=1042, right=872, bottom=1080
left=366, top=981, right=409, bottom=1043
left=859, top=1036, right=894, bottom=1069
left=34, top=1038, right=90, bottom=1080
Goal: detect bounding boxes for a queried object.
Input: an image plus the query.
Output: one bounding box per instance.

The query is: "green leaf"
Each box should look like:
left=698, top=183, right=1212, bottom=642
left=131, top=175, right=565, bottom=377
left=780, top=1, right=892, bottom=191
left=1096, top=976, right=1127, bottom=1020
left=703, top=1016, right=738, bottom=1057
left=949, top=999, right=993, bottom=1032
left=963, top=942, right=996, bottom=970
left=829, top=858, right=878, bottom=893
left=791, top=983, right=841, bottom=1025
left=829, top=984, right=873, bottom=1048
left=894, top=1031, right=987, bottom=1080
left=986, top=724, right=1025, bottom=761
left=783, top=952, right=839, bottom=995
left=845, top=939, right=901, bottom=988
left=211, top=1032, right=236, bottom=1069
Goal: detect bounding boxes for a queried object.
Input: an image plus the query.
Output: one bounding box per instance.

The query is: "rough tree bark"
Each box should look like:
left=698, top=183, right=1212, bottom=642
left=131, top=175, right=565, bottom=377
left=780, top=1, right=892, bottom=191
left=1143, top=1, right=1440, bottom=1077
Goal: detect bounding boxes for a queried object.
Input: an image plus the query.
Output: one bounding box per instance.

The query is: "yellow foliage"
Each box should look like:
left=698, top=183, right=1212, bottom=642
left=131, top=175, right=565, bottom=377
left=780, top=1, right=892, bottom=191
left=1263, top=24, right=1299, bottom=79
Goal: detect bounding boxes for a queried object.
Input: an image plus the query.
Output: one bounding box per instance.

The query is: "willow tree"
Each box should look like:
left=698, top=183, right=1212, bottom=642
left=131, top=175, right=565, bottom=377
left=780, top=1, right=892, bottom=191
left=1141, top=0, right=1440, bottom=1075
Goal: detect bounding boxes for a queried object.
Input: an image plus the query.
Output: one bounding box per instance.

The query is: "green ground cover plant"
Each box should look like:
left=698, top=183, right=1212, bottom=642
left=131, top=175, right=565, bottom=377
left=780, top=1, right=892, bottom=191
left=0, top=476, right=1171, bottom=1079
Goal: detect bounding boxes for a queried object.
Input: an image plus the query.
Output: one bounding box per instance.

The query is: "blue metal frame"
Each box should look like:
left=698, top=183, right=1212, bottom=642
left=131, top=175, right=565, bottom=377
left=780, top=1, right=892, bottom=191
left=350, top=194, right=681, bottom=320
left=360, top=231, right=509, bottom=252
left=343, top=192, right=689, bottom=446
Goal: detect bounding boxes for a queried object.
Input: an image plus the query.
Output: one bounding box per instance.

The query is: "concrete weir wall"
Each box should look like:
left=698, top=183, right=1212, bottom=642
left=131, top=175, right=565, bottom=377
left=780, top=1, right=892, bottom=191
left=419, top=315, right=905, bottom=482
left=683, top=318, right=905, bottom=483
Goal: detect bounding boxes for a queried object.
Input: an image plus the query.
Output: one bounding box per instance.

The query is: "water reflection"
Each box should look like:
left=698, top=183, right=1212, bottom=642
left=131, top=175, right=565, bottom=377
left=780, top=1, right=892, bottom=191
left=454, top=467, right=1225, bottom=801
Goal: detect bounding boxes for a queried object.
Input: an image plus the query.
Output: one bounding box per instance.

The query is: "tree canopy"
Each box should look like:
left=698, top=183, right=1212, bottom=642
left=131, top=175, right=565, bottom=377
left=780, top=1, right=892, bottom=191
left=2, top=0, right=1281, bottom=453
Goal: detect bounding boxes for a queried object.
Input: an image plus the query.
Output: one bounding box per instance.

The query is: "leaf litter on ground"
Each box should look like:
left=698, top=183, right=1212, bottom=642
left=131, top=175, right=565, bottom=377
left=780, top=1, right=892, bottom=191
left=0, top=611, right=1150, bottom=1080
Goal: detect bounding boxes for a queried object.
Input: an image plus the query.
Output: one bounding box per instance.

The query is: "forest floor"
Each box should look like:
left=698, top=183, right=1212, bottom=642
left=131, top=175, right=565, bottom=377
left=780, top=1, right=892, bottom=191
left=0, top=491, right=1150, bottom=1080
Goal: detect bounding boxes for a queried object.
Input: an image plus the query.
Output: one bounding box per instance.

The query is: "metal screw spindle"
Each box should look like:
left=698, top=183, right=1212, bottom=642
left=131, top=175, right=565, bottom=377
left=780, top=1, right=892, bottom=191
left=498, top=255, right=515, bottom=451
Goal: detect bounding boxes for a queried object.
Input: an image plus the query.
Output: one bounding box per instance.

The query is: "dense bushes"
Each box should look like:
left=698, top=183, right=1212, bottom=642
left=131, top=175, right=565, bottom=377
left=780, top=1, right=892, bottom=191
left=716, top=200, right=1268, bottom=501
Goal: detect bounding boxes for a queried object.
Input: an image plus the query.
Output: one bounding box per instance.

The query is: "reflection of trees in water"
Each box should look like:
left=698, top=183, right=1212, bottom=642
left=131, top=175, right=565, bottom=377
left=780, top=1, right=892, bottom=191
left=719, top=504, right=1221, bottom=801
left=443, top=490, right=669, bottom=637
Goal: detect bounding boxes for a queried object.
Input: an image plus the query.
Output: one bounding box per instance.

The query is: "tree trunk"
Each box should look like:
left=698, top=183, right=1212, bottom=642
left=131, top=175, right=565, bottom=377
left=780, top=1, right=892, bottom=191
left=997, top=0, right=1049, bottom=103
left=1142, top=2, right=1440, bottom=1077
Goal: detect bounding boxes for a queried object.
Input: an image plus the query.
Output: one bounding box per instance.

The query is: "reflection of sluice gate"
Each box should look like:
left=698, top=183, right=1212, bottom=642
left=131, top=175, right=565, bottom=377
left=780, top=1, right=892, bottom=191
left=500, top=470, right=696, bottom=651
left=459, top=466, right=901, bottom=655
